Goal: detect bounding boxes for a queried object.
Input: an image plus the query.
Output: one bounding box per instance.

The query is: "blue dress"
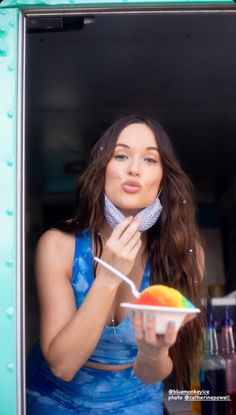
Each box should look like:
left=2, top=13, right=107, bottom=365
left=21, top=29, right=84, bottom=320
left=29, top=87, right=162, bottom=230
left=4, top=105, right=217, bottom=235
left=26, top=229, right=164, bottom=414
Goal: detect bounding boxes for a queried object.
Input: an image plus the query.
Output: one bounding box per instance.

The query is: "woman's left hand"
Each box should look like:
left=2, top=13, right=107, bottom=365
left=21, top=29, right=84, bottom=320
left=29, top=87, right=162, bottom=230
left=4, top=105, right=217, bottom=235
left=132, top=311, right=196, bottom=360
left=132, top=312, right=177, bottom=360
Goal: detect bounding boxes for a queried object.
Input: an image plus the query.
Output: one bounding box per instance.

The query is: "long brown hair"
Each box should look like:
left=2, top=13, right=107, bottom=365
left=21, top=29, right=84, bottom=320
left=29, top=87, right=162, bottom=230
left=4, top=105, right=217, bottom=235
left=61, top=115, right=206, bottom=387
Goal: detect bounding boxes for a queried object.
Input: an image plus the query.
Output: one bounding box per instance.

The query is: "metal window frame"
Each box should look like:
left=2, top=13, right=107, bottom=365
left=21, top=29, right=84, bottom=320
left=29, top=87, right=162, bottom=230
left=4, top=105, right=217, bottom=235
left=17, top=3, right=236, bottom=415
left=17, top=9, right=26, bottom=415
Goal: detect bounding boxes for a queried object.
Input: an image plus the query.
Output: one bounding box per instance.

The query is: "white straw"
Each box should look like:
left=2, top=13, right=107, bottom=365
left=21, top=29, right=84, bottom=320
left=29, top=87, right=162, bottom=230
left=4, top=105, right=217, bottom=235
left=94, top=256, right=140, bottom=298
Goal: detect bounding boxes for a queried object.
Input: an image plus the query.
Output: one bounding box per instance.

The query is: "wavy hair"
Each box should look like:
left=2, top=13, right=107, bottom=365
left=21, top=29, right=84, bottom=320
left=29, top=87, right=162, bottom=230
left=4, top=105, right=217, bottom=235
left=61, top=115, right=206, bottom=387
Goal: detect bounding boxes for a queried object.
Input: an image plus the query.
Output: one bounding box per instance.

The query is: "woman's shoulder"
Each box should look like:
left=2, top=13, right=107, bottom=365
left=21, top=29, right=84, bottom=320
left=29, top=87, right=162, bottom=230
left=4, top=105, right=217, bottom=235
left=36, top=229, right=76, bottom=277
left=38, top=228, right=75, bottom=249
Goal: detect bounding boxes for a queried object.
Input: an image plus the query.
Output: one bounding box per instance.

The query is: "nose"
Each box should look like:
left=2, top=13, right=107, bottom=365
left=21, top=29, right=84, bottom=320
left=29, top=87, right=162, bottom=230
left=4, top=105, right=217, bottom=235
left=128, top=157, right=141, bottom=176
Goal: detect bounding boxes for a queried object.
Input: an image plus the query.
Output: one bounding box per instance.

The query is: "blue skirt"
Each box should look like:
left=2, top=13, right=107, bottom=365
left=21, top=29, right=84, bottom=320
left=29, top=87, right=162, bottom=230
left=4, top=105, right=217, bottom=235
left=26, top=343, right=164, bottom=415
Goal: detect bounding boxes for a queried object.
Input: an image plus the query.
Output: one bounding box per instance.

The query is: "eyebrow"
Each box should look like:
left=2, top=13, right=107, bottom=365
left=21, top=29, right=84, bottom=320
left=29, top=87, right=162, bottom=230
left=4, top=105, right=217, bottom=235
left=115, top=144, right=159, bottom=152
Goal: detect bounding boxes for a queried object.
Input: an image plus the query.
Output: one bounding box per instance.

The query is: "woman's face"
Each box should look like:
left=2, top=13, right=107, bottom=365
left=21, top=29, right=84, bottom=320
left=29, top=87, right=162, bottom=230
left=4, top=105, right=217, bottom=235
left=105, top=123, right=163, bottom=216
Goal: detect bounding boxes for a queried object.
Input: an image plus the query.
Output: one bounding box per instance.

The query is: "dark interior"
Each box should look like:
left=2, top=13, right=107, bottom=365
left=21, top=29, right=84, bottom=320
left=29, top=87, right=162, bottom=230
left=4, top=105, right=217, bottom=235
left=26, top=10, right=236, bottom=193
left=25, top=9, right=236, bottom=356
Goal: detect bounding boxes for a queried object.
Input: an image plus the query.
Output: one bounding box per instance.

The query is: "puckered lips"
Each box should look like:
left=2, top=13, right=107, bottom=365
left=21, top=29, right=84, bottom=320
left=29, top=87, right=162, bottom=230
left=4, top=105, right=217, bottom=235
left=122, top=180, right=142, bottom=193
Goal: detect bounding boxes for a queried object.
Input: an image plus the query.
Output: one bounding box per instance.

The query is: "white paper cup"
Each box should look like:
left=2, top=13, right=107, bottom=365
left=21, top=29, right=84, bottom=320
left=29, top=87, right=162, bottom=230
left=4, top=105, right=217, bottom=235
left=120, top=303, right=200, bottom=334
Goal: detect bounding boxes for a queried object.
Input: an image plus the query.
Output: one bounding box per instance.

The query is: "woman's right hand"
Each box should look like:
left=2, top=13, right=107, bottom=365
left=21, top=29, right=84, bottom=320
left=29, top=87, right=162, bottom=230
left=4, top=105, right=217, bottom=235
left=97, top=216, right=142, bottom=286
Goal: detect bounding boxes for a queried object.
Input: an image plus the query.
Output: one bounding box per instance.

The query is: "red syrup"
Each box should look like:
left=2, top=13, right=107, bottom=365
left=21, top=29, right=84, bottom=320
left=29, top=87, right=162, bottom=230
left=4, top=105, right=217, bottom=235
left=229, top=391, right=236, bottom=415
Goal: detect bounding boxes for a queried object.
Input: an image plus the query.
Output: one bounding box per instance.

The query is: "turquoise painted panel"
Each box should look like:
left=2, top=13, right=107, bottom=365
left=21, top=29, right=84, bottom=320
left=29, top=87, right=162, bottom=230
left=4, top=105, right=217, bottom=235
left=0, top=0, right=235, bottom=8
left=0, top=7, right=18, bottom=415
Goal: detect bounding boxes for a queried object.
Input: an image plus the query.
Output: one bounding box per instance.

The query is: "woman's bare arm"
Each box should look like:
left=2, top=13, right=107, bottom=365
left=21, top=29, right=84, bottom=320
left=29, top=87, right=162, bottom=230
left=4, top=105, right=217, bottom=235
left=36, top=217, right=141, bottom=381
left=132, top=315, right=175, bottom=383
left=36, top=229, right=118, bottom=381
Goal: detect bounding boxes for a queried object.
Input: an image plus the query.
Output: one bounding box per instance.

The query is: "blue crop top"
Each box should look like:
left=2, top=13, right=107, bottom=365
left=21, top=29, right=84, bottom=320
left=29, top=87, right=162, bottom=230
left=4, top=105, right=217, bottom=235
left=70, top=228, right=151, bottom=365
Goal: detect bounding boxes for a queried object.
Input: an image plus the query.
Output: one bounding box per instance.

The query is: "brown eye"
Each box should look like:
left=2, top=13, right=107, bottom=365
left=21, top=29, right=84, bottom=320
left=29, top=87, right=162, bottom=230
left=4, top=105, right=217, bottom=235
left=144, top=157, right=158, bottom=164
left=114, top=154, right=129, bottom=160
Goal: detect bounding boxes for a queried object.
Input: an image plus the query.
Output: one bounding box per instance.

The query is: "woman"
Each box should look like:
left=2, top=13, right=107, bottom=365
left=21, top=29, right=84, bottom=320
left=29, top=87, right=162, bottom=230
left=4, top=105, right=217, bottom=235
left=27, top=115, right=205, bottom=414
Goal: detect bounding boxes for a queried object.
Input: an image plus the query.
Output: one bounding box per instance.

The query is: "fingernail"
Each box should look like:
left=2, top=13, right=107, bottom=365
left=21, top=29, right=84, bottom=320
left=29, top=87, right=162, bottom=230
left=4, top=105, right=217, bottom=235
left=168, top=321, right=176, bottom=329
left=147, top=313, right=154, bottom=319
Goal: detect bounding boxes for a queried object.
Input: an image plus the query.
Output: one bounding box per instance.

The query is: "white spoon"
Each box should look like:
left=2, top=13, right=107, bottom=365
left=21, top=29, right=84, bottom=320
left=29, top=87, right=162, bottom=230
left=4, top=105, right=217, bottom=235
left=94, top=256, right=140, bottom=299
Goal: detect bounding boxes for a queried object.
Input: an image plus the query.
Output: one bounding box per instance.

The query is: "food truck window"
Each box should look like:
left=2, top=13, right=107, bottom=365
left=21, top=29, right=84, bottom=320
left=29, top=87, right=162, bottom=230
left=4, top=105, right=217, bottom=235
left=24, top=7, right=236, bottom=414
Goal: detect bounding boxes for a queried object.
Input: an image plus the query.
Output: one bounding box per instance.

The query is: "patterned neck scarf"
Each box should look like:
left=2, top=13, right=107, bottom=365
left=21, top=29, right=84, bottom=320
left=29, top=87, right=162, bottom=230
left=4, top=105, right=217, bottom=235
left=104, top=194, right=162, bottom=232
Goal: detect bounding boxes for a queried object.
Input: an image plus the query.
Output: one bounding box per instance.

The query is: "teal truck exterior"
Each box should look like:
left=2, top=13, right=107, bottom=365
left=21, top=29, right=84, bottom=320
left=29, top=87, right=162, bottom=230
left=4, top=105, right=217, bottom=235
left=0, top=6, right=18, bottom=415
left=0, top=0, right=235, bottom=414
left=0, top=0, right=235, bottom=7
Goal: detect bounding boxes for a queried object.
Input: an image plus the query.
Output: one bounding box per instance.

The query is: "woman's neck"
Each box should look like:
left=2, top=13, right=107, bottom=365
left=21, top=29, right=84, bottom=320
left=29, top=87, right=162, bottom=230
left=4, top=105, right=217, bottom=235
left=119, top=208, right=143, bottom=217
